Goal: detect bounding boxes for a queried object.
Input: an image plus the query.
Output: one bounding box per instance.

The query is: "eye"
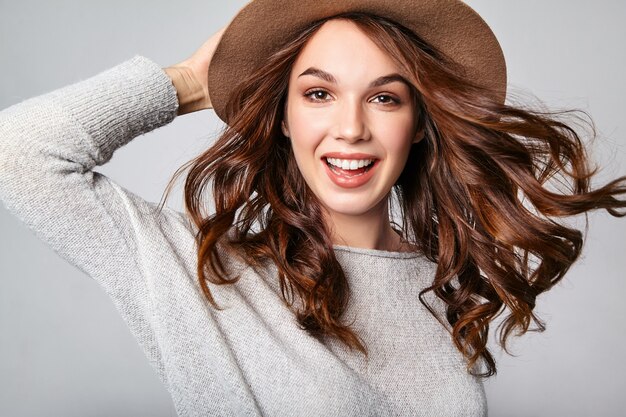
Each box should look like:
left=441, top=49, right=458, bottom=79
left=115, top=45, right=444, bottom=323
left=372, top=94, right=400, bottom=105
left=303, top=89, right=331, bottom=102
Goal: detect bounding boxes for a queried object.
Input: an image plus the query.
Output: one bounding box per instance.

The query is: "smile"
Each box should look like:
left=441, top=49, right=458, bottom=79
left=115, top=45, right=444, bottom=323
left=322, top=157, right=380, bottom=188
left=326, top=157, right=374, bottom=176
left=326, top=157, right=375, bottom=171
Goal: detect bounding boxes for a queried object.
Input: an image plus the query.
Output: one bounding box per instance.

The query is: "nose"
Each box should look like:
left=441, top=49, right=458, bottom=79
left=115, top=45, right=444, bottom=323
left=332, top=98, right=371, bottom=143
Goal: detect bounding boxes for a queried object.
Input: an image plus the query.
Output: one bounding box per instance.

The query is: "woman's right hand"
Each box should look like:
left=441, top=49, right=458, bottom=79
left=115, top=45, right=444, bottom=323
left=164, top=25, right=227, bottom=115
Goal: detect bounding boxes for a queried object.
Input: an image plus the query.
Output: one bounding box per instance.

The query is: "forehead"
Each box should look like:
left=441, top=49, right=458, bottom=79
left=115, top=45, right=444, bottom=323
left=290, top=19, right=402, bottom=81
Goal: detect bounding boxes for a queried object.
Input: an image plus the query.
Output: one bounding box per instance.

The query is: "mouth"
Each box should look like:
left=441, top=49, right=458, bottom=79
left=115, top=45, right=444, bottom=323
left=322, top=156, right=379, bottom=177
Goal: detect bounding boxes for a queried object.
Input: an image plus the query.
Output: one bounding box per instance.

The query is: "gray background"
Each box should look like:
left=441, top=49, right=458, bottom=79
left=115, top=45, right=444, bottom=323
left=1, top=1, right=624, bottom=416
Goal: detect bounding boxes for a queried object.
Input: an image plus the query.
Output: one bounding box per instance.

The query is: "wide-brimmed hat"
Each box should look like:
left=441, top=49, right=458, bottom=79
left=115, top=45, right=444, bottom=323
left=207, top=0, right=507, bottom=125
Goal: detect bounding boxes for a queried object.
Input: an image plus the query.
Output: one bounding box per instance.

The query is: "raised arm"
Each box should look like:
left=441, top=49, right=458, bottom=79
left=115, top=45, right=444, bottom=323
left=0, top=25, right=225, bottom=284
left=0, top=55, right=182, bottom=279
left=0, top=55, right=185, bottom=384
left=0, top=24, right=225, bottom=384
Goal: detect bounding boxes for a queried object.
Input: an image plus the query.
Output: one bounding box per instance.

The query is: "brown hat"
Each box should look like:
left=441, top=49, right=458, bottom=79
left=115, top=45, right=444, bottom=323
left=207, top=0, right=507, bottom=125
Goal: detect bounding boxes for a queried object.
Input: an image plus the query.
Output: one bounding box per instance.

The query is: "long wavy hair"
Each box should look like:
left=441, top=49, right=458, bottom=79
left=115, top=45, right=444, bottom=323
left=157, top=12, right=626, bottom=378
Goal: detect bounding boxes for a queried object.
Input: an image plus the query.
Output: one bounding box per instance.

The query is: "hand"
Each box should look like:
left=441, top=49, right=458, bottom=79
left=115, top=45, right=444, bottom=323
left=164, top=25, right=227, bottom=115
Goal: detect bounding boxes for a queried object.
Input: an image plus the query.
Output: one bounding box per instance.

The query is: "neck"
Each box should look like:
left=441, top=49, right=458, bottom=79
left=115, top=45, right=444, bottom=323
left=323, top=197, right=407, bottom=252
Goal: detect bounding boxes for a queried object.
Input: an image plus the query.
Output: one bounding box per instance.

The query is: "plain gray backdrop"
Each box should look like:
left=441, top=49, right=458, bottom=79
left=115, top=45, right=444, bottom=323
left=1, top=1, right=625, bottom=416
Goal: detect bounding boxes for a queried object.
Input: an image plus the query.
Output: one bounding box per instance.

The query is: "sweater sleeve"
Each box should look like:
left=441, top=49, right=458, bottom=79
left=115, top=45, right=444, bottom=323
left=0, top=55, right=181, bottom=385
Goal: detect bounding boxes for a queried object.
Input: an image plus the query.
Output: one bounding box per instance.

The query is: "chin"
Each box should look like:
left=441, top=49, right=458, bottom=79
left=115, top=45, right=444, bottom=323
left=319, top=196, right=382, bottom=217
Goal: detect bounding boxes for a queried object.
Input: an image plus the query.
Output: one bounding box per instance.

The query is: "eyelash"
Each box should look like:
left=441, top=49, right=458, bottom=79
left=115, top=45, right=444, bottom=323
left=303, top=89, right=400, bottom=105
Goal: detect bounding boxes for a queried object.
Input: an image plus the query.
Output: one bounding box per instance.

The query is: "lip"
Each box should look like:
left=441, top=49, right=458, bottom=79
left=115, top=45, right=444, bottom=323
left=322, top=157, right=380, bottom=189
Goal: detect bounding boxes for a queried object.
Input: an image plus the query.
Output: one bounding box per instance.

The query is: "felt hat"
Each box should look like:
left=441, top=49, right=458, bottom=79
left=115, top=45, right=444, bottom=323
left=207, top=0, right=507, bottom=125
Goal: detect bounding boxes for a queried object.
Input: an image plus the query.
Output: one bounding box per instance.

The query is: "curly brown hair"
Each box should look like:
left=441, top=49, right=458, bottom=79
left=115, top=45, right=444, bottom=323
left=157, top=11, right=626, bottom=378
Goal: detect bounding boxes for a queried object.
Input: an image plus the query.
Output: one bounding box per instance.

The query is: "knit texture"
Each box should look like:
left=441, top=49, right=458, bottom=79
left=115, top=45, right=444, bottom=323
left=0, top=55, right=487, bottom=416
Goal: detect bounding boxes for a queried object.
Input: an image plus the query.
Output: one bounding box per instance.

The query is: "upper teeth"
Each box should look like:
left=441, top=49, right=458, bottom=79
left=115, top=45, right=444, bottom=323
left=326, top=157, right=375, bottom=170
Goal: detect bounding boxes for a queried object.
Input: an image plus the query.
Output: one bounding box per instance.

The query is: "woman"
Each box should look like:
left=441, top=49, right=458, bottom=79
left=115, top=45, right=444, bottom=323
left=1, top=1, right=625, bottom=416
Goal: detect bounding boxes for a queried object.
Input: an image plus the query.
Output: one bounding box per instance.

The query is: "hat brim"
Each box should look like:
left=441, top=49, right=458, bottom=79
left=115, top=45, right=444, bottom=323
left=208, top=0, right=507, bottom=125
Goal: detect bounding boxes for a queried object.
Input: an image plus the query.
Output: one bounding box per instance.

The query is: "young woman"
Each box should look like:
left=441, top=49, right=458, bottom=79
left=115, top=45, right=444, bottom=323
left=1, top=1, right=625, bottom=416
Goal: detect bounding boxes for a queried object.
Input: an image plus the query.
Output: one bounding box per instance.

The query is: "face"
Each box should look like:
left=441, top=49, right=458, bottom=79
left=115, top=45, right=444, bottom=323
left=282, top=19, right=422, bottom=224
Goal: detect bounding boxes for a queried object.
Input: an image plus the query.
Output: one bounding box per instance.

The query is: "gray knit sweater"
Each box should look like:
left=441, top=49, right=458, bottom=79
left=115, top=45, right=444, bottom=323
left=0, top=56, right=487, bottom=416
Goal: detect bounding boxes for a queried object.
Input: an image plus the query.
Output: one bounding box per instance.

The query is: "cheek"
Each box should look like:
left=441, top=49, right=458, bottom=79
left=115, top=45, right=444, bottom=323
left=287, top=106, right=327, bottom=160
left=375, top=119, right=416, bottom=161
left=288, top=104, right=327, bottom=135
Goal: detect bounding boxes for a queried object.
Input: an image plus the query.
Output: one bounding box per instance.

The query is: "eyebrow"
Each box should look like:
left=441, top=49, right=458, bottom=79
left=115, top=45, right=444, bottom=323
left=297, top=67, right=410, bottom=89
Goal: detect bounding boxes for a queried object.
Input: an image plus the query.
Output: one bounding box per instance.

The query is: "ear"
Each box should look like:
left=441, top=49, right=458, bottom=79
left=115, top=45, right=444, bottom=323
left=412, top=128, right=425, bottom=144
left=281, top=120, right=290, bottom=137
